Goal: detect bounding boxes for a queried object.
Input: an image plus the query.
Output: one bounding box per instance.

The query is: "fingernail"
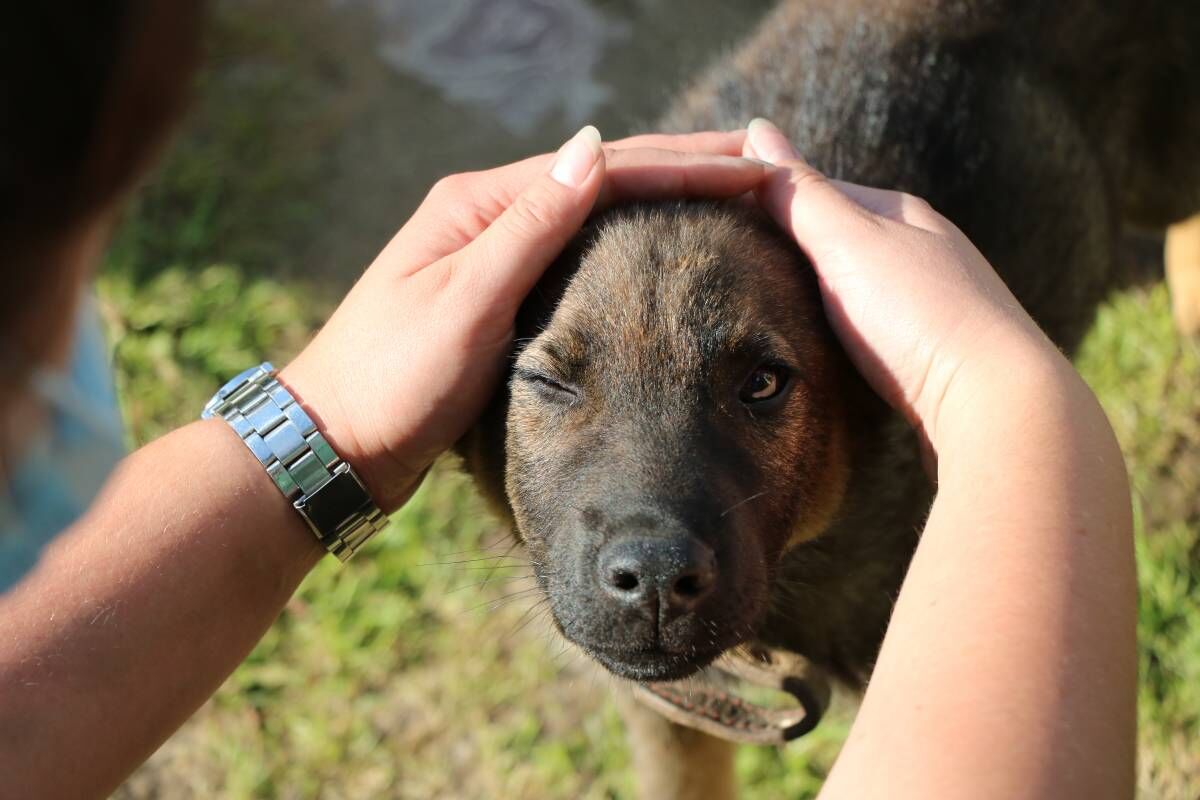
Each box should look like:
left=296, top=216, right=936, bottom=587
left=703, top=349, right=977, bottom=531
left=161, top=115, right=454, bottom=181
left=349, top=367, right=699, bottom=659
left=742, top=157, right=773, bottom=168
left=551, top=125, right=602, bottom=187
left=747, top=117, right=799, bottom=165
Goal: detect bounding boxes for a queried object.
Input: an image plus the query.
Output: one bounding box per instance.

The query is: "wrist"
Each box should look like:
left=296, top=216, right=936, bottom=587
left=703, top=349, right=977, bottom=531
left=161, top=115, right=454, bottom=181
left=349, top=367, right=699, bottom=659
left=275, top=359, right=421, bottom=514
left=926, top=328, right=1084, bottom=463
left=202, top=362, right=392, bottom=559
left=931, top=338, right=1127, bottom=506
left=196, top=417, right=328, bottom=567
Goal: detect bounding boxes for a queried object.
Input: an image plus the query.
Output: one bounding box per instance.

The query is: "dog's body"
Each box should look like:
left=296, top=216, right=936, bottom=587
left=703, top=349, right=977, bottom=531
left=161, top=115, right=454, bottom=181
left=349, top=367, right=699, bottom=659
left=459, top=1, right=1200, bottom=797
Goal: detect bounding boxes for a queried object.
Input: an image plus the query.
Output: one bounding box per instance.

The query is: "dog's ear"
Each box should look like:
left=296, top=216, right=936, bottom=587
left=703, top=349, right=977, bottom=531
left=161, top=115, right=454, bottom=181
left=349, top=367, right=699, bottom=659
left=452, top=386, right=513, bottom=526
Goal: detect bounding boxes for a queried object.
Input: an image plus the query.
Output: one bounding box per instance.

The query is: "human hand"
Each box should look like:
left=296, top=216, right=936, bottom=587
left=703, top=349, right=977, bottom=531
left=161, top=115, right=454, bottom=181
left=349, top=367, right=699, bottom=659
left=744, top=117, right=1069, bottom=454
left=281, top=127, right=769, bottom=510
left=743, top=121, right=1137, bottom=800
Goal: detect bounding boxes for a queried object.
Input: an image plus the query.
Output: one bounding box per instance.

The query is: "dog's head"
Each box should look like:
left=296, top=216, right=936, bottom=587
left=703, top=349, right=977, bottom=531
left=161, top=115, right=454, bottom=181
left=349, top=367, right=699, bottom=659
left=470, top=201, right=852, bottom=681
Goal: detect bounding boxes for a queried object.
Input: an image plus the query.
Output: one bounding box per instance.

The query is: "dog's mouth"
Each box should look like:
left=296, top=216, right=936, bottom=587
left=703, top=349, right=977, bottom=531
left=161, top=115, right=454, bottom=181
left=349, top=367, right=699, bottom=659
left=586, top=643, right=725, bottom=682
left=537, top=565, right=831, bottom=743
left=631, top=645, right=833, bottom=745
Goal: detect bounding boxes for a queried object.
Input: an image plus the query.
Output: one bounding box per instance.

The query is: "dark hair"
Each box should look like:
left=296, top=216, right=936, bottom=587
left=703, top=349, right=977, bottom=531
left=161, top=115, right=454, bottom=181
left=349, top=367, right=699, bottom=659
left=0, top=2, right=204, bottom=362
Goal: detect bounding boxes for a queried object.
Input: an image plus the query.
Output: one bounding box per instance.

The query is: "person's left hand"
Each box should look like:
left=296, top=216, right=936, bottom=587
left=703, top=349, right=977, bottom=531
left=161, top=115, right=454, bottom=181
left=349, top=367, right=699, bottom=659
left=280, top=127, right=768, bottom=511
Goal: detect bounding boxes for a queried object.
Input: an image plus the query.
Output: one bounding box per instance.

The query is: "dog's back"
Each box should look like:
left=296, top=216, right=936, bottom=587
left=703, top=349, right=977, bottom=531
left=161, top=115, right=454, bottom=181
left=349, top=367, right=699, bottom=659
left=669, top=0, right=1200, bottom=341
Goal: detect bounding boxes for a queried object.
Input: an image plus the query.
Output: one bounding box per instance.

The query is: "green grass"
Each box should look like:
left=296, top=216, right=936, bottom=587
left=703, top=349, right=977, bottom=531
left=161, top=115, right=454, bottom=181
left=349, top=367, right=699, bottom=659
left=102, top=259, right=639, bottom=800
left=103, top=6, right=334, bottom=284
left=104, top=8, right=1198, bottom=794
left=1077, top=287, right=1200, bottom=798
left=103, top=253, right=1200, bottom=800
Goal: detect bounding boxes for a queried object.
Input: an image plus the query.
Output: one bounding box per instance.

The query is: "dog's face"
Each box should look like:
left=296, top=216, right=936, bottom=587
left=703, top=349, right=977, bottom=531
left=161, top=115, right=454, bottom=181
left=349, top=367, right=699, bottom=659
left=497, top=202, right=852, bottom=682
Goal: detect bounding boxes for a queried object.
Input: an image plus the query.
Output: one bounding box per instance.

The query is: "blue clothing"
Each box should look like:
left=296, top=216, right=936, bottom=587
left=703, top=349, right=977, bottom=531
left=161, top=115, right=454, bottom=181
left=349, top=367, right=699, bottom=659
left=0, top=299, right=126, bottom=590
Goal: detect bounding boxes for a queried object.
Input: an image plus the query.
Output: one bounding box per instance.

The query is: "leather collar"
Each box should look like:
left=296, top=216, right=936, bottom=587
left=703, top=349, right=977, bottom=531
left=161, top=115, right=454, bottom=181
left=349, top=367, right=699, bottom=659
left=632, top=646, right=832, bottom=745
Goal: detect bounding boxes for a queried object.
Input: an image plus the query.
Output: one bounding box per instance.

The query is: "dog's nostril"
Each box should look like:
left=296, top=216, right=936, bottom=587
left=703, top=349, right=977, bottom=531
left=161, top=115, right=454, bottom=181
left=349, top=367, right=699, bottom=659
left=672, top=572, right=705, bottom=598
left=597, top=535, right=717, bottom=613
left=610, top=568, right=640, bottom=592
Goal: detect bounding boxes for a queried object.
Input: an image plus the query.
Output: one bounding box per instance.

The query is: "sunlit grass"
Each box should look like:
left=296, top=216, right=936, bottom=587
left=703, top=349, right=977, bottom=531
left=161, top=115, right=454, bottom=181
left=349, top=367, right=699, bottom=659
left=103, top=257, right=1200, bottom=799
left=1078, top=285, right=1200, bottom=798
left=98, top=8, right=1198, bottom=790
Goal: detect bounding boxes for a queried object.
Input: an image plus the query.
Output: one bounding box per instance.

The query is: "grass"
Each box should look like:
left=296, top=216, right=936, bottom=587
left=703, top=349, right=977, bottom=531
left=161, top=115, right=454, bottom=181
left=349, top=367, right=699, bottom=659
left=1077, top=288, right=1200, bottom=798
left=102, top=259, right=635, bottom=799
left=105, top=6, right=1198, bottom=797
left=104, top=260, right=1200, bottom=798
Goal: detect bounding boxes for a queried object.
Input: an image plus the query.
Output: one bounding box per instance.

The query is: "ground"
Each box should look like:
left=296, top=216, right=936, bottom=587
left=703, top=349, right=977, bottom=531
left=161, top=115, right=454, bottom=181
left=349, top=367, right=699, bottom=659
left=105, top=1, right=1198, bottom=797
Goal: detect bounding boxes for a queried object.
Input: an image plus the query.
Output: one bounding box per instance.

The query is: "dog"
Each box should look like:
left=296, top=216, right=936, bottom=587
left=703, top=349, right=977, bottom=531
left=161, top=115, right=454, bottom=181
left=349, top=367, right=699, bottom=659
left=458, top=1, right=1200, bottom=797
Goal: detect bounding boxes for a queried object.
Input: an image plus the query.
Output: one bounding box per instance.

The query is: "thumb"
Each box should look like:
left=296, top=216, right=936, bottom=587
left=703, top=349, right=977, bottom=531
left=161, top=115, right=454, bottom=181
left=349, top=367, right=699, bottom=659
left=451, top=125, right=605, bottom=305
left=745, top=117, right=880, bottom=256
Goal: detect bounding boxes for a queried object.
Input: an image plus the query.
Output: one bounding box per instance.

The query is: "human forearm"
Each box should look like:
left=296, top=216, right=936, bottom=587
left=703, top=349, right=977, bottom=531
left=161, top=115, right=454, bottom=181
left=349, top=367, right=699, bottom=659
left=0, top=132, right=774, bottom=798
left=743, top=118, right=1137, bottom=798
left=823, top=346, right=1136, bottom=799
left=0, top=420, right=323, bottom=798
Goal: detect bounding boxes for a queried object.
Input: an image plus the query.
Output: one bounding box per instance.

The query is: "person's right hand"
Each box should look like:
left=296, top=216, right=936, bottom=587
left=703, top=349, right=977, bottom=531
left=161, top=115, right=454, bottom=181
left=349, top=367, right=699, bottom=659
left=744, top=117, right=1070, bottom=454
left=746, top=120, right=1136, bottom=800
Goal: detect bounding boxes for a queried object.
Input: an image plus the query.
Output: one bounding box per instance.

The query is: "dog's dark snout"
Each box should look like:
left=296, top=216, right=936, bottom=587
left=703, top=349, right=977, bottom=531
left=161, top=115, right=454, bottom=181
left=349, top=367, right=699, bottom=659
left=597, top=536, right=717, bottom=615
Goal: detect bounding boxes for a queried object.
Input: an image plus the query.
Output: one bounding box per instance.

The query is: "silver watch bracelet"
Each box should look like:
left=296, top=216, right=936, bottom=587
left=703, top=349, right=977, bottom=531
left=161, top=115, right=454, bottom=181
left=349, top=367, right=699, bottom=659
left=201, top=363, right=387, bottom=561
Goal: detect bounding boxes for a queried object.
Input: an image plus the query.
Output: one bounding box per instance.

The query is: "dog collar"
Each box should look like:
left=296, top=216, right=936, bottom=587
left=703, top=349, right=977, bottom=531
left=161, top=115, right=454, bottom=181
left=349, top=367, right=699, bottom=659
left=632, top=644, right=832, bottom=745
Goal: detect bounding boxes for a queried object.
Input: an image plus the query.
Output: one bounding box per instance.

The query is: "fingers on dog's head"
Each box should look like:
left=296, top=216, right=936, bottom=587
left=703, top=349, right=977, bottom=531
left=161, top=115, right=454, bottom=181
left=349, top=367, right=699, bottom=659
left=608, top=129, right=748, bottom=157
left=598, top=148, right=768, bottom=208
left=756, top=160, right=884, bottom=247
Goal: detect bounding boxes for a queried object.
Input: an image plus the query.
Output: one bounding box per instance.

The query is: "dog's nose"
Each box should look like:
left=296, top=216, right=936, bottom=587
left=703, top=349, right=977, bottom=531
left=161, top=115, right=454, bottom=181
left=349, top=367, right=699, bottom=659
left=597, top=536, right=717, bottom=617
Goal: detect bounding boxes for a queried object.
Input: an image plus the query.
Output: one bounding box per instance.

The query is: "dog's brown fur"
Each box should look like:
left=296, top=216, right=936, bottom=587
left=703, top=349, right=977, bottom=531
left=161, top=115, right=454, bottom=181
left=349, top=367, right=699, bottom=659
left=458, top=1, right=1200, bottom=797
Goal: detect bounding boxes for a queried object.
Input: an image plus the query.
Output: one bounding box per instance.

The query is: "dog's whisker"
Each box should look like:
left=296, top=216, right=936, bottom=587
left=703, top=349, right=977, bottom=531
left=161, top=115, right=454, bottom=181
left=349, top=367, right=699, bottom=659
left=422, top=563, right=525, bottom=573
left=415, top=554, right=525, bottom=567
left=508, top=596, right=551, bottom=639
left=719, top=490, right=769, bottom=519
left=465, top=587, right=543, bottom=615
left=434, top=532, right=517, bottom=557
left=447, top=574, right=537, bottom=594
left=477, top=540, right=525, bottom=592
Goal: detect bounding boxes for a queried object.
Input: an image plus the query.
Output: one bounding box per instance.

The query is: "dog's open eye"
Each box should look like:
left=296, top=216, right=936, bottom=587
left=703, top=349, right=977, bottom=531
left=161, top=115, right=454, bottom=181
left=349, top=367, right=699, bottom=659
left=739, top=365, right=789, bottom=404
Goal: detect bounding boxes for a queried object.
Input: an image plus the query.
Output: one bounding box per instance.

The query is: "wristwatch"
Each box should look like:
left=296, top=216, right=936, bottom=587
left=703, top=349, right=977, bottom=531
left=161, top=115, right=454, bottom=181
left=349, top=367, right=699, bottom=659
left=202, top=362, right=387, bottom=561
